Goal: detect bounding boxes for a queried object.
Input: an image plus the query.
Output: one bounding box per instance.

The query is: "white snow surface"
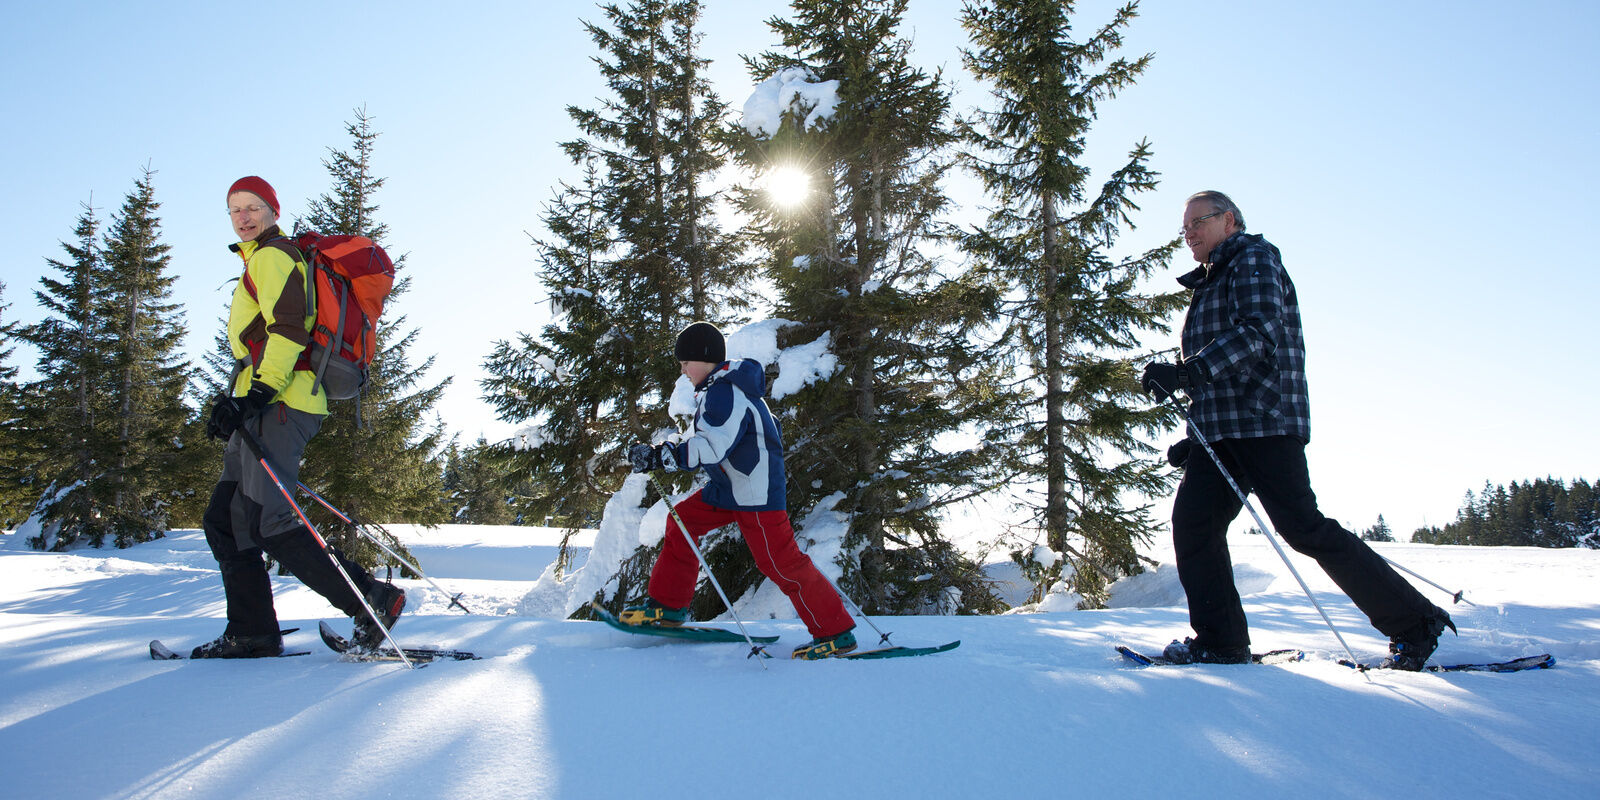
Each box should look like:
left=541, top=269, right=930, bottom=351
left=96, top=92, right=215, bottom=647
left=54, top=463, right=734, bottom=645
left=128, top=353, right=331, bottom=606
left=1, top=524, right=1597, bottom=799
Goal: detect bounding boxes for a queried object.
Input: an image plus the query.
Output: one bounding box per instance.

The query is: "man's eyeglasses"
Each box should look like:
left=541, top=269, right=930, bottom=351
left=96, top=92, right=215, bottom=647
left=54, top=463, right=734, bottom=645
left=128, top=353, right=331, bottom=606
left=1180, top=211, right=1222, bottom=236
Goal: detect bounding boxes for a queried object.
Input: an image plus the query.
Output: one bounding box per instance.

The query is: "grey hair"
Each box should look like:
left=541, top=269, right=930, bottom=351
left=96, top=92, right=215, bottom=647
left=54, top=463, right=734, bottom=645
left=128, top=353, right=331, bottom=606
left=1187, top=190, right=1245, bottom=232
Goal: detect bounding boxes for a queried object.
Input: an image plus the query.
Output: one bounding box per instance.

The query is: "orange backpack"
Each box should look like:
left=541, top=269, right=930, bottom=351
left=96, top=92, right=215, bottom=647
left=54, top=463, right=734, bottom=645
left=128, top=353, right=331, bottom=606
left=262, top=232, right=395, bottom=401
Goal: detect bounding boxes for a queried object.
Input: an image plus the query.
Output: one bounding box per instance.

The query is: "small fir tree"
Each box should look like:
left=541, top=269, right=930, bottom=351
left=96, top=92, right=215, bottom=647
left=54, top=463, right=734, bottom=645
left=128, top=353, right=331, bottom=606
left=1360, top=514, right=1395, bottom=542
left=441, top=438, right=516, bottom=526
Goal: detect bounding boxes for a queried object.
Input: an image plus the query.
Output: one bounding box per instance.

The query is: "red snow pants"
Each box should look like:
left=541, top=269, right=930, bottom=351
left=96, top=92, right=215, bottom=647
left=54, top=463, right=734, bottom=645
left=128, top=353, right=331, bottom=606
left=648, top=490, right=854, bottom=639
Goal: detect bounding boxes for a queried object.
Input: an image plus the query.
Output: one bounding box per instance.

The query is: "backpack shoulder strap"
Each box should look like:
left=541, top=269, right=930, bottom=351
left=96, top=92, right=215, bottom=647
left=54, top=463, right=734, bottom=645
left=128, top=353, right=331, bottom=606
left=261, top=236, right=306, bottom=264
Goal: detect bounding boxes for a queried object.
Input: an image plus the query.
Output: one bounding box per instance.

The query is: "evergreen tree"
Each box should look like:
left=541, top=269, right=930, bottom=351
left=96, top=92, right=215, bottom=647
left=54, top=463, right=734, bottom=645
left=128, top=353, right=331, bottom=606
left=0, top=281, right=31, bottom=527
left=162, top=306, right=240, bottom=529
left=18, top=201, right=109, bottom=548
left=483, top=0, right=744, bottom=612
left=954, top=0, right=1186, bottom=608
left=97, top=168, right=198, bottom=546
left=1360, top=514, right=1395, bottom=542
left=441, top=438, right=516, bottom=525
left=296, top=108, right=450, bottom=568
left=1411, top=477, right=1599, bottom=548
left=21, top=174, right=196, bottom=548
left=732, top=0, right=1008, bottom=614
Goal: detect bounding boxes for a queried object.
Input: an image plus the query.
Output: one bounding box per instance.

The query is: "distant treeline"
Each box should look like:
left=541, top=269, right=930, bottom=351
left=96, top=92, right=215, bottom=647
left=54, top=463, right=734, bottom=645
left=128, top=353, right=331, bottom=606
left=1412, top=477, right=1598, bottom=548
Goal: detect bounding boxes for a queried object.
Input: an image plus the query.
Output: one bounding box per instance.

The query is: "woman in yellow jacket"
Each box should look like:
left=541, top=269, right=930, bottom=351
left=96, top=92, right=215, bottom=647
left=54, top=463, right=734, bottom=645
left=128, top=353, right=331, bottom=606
left=191, top=176, right=404, bottom=659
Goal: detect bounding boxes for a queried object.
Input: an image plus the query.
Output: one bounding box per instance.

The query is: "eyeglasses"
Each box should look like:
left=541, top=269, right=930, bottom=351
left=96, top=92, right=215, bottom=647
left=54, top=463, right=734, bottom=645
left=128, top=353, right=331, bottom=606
left=1180, top=211, right=1222, bottom=236
left=228, top=204, right=268, bottom=217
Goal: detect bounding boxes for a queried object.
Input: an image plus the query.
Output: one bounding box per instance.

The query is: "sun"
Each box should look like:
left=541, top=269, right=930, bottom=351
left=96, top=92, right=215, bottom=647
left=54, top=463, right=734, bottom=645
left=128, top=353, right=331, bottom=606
left=764, top=165, right=812, bottom=208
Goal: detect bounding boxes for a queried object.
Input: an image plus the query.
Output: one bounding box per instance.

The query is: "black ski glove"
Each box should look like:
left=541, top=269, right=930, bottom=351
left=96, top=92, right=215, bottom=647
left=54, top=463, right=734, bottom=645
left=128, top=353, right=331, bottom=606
left=628, top=443, right=661, bottom=473
left=205, top=394, right=236, bottom=442
left=239, top=381, right=276, bottom=420
left=1141, top=361, right=1195, bottom=402
left=207, top=382, right=276, bottom=442
left=1167, top=438, right=1193, bottom=469
left=629, top=443, right=681, bottom=473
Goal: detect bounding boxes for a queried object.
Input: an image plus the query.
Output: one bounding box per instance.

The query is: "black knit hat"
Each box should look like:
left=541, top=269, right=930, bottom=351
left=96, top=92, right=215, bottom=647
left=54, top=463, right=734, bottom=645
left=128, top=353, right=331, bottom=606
left=674, top=321, right=725, bottom=363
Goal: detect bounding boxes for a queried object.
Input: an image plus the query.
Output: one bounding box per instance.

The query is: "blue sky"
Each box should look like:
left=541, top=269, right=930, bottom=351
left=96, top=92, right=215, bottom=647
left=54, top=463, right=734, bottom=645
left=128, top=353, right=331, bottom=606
left=2, top=0, right=1596, bottom=539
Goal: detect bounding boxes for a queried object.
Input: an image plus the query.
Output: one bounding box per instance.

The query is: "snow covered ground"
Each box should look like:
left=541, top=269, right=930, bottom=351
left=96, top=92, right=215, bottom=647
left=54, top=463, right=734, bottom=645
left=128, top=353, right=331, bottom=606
left=1, top=524, right=1596, bottom=799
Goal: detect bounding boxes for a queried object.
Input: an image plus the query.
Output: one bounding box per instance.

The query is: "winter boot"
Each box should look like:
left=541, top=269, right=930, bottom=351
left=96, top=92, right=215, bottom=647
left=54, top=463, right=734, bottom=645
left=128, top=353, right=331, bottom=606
left=1162, top=637, right=1251, bottom=665
left=618, top=598, right=689, bottom=627
left=1380, top=606, right=1456, bottom=671
left=352, top=581, right=406, bottom=650
left=792, top=628, right=858, bottom=660
left=190, top=632, right=284, bottom=659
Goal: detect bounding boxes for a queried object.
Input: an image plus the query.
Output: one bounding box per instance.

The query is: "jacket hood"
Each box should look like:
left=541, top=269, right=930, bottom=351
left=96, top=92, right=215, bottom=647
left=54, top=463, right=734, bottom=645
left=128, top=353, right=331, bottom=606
left=707, top=358, right=767, bottom=398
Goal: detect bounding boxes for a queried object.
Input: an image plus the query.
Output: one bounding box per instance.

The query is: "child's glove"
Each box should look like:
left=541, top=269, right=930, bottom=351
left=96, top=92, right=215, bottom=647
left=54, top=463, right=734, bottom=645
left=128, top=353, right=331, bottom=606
left=627, top=443, right=660, bottom=473
left=628, top=443, right=678, bottom=473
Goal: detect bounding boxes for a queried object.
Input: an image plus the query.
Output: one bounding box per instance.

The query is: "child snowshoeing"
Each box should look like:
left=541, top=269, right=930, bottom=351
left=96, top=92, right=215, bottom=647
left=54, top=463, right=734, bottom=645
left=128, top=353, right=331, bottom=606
left=626, top=322, right=857, bottom=659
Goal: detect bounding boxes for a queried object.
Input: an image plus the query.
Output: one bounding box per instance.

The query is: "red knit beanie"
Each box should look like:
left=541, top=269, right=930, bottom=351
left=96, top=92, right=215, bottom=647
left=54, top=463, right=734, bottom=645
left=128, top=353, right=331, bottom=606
left=227, top=176, right=280, bottom=216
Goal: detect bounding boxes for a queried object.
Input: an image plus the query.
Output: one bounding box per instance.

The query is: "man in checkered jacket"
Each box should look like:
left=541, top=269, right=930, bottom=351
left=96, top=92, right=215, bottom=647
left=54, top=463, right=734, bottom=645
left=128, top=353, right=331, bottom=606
left=1140, top=191, right=1453, bottom=671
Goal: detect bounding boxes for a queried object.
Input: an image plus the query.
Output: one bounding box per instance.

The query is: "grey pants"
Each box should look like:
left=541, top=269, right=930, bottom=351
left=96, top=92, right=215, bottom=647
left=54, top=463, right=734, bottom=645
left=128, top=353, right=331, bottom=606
left=219, top=404, right=322, bottom=547
left=203, top=403, right=372, bottom=635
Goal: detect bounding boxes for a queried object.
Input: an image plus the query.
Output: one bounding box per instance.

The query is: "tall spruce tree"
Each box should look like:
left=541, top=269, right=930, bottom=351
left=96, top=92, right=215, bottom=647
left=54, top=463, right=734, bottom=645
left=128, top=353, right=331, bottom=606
left=97, top=168, right=197, bottom=546
left=482, top=0, right=745, bottom=613
left=18, top=201, right=107, bottom=548
left=732, top=0, right=1010, bottom=614
left=23, top=172, right=196, bottom=548
left=296, top=108, right=450, bottom=568
left=956, top=0, right=1187, bottom=607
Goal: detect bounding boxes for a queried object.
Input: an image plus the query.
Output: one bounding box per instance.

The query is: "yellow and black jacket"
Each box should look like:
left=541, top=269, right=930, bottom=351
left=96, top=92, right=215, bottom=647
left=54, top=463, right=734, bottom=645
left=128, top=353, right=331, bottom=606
left=227, top=225, right=328, bottom=416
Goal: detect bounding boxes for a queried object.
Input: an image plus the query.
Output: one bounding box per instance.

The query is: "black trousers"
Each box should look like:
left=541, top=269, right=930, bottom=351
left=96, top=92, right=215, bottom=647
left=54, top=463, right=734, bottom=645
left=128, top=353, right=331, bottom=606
left=1172, top=435, right=1433, bottom=648
left=201, top=479, right=372, bottom=637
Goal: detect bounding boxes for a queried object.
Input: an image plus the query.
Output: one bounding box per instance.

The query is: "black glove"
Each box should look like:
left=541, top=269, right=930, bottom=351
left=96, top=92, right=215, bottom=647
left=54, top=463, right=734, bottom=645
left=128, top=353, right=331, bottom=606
left=1140, top=362, right=1191, bottom=402
left=1166, top=438, right=1193, bottom=469
left=207, top=382, right=276, bottom=442
left=628, top=443, right=663, bottom=473
left=239, top=381, right=276, bottom=420
left=205, top=394, right=238, bottom=442
left=628, top=442, right=681, bottom=473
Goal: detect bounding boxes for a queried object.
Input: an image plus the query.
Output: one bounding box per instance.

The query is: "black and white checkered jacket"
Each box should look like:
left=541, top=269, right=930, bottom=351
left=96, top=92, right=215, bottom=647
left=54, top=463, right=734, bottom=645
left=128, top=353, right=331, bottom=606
left=1177, top=231, right=1311, bottom=443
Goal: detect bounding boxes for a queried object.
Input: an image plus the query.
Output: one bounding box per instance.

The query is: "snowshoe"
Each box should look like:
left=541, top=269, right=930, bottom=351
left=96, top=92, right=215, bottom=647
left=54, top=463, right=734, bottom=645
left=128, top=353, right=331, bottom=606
left=792, top=629, right=858, bottom=660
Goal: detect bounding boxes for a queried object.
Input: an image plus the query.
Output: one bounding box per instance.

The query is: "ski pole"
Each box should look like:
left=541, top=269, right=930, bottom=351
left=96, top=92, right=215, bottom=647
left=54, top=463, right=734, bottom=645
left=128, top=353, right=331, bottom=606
left=1380, top=555, right=1475, bottom=606
left=646, top=472, right=771, bottom=665
left=1160, top=389, right=1367, bottom=675
left=296, top=481, right=473, bottom=613
left=234, top=422, right=416, bottom=669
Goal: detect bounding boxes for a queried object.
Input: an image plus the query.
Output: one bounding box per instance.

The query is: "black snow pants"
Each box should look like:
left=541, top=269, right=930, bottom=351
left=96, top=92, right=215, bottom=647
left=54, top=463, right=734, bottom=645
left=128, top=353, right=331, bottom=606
left=1171, top=434, right=1436, bottom=649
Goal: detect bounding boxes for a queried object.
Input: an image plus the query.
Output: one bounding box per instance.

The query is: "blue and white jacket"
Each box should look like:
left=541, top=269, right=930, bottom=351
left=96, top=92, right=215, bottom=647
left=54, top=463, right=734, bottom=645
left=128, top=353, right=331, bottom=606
left=663, top=359, right=787, bottom=512
left=1178, top=231, right=1312, bottom=444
